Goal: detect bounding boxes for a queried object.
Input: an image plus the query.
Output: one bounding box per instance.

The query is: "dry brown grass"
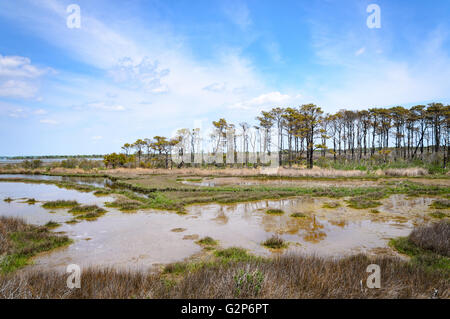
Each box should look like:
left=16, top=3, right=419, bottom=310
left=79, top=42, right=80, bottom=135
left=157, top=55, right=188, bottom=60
left=384, top=168, right=428, bottom=177
left=0, top=253, right=448, bottom=299
left=409, top=221, right=450, bottom=257
left=1, top=166, right=433, bottom=178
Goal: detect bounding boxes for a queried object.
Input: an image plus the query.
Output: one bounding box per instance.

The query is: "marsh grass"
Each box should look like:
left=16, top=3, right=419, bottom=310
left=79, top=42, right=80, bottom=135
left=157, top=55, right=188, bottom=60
left=2, top=173, right=449, bottom=212
left=290, top=212, right=307, bottom=218
left=213, top=247, right=261, bottom=263
left=322, top=201, right=340, bottom=209
left=0, top=217, right=71, bottom=273
left=65, top=219, right=80, bottom=225
left=262, top=236, right=287, bottom=249
left=370, top=209, right=381, bottom=214
left=105, top=197, right=143, bottom=211
left=196, top=236, right=218, bottom=247
left=24, top=198, right=37, bottom=205
left=346, top=197, right=381, bottom=209
left=68, top=205, right=106, bottom=214
left=93, top=189, right=112, bottom=196
left=390, top=221, right=449, bottom=272
left=430, top=199, right=450, bottom=209
left=42, top=200, right=79, bottom=209
left=3, top=197, right=13, bottom=203
left=409, top=221, right=449, bottom=257
left=68, top=205, right=107, bottom=221
left=75, top=211, right=106, bottom=221
left=44, top=221, right=61, bottom=229
left=429, top=211, right=448, bottom=219
left=265, top=209, right=284, bottom=215
left=1, top=252, right=447, bottom=298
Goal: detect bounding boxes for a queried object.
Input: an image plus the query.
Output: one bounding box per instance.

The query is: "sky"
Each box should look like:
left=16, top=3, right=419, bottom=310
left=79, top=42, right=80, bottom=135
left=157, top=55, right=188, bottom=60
left=0, top=0, right=449, bottom=156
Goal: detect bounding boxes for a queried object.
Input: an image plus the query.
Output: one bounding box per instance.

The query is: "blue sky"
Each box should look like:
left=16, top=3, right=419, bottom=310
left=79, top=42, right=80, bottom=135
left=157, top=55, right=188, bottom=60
left=1, top=0, right=449, bottom=156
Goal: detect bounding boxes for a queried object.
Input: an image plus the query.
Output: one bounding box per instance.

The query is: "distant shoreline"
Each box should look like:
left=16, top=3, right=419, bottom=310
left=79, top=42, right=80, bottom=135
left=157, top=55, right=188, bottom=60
left=0, top=155, right=104, bottom=160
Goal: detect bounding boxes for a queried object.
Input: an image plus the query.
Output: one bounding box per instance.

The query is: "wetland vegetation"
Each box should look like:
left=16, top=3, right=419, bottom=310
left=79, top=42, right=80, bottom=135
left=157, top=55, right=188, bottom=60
left=0, top=164, right=448, bottom=299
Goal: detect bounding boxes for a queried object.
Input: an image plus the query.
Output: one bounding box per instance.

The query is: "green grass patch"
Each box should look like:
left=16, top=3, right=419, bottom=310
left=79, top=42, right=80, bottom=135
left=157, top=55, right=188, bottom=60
left=290, top=212, right=307, bottom=218
left=214, top=247, right=261, bottom=263
left=196, top=236, right=218, bottom=247
left=65, top=219, right=80, bottom=224
left=322, top=201, right=340, bottom=209
left=262, top=236, right=288, bottom=249
left=0, top=217, right=72, bottom=273
left=105, top=197, right=143, bottom=211
left=429, top=211, right=448, bottom=219
left=44, top=221, right=61, bottom=229
left=68, top=205, right=106, bottom=214
left=389, top=237, right=449, bottom=272
left=346, top=197, right=381, bottom=209
left=75, top=211, right=106, bottom=221
left=430, top=199, right=450, bottom=209
left=93, top=189, right=113, bottom=196
left=24, top=198, right=37, bottom=205
left=42, top=200, right=79, bottom=209
left=265, top=209, right=284, bottom=215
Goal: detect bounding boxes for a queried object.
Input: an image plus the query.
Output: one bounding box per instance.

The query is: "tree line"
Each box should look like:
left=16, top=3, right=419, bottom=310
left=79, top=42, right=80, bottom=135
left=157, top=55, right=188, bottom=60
left=105, top=102, right=449, bottom=170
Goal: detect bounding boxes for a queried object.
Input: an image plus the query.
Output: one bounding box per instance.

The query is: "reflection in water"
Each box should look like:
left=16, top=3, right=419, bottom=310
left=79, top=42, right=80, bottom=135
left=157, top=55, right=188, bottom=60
left=302, top=216, right=327, bottom=243
left=0, top=181, right=437, bottom=272
left=181, top=176, right=450, bottom=188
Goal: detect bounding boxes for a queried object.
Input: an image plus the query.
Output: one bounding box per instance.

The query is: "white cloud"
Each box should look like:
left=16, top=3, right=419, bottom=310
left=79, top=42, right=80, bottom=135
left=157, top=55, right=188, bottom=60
left=355, top=47, right=365, bottom=56
left=0, top=54, right=51, bottom=99
left=229, top=92, right=294, bottom=110
left=203, top=82, right=227, bottom=92
left=0, top=80, right=38, bottom=98
left=40, top=119, right=59, bottom=125
left=223, top=1, right=252, bottom=30
left=87, top=102, right=126, bottom=111
left=91, top=135, right=103, bottom=140
left=34, top=109, right=47, bottom=115
left=0, top=54, right=47, bottom=78
left=108, top=56, right=170, bottom=93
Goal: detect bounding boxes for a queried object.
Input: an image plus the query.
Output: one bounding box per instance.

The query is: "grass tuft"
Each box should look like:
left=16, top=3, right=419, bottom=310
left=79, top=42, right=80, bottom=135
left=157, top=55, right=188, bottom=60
left=430, top=199, right=450, bottom=209
left=196, top=236, right=218, bottom=247
left=290, top=212, right=307, bottom=218
left=262, top=235, right=288, bottom=249
left=322, top=201, right=340, bottom=209
left=429, top=211, right=448, bottom=219
left=265, top=209, right=284, bottom=215
left=42, top=200, right=79, bottom=209
left=44, top=221, right=61, bottom=229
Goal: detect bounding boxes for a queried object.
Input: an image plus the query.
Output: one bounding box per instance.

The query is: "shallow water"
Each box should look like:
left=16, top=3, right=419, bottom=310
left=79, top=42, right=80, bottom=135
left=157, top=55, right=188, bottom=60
left=0, top=181, right=438, bottom=272
left=180, top=176, right=450, bottom=188
left=0, top=174, right=111, bottom=188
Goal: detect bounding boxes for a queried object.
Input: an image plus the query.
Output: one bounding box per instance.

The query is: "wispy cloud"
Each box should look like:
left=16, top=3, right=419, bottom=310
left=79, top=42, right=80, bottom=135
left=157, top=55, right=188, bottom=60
left=222, top=0, right=252, bottom=30
left=229, top=91, right=297, bottom=110
left=355, top=47, right=365, bottom=56
left=86, top=102, right=126, bottom=112
left=0, top=54, right=51, bottom=99
left=40, top=118, right=59, bottom=125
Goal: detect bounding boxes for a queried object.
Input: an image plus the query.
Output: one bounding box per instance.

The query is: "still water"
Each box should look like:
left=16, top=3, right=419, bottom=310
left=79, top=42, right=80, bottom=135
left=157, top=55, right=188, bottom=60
left=0, top=180, right=435, bottom=272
